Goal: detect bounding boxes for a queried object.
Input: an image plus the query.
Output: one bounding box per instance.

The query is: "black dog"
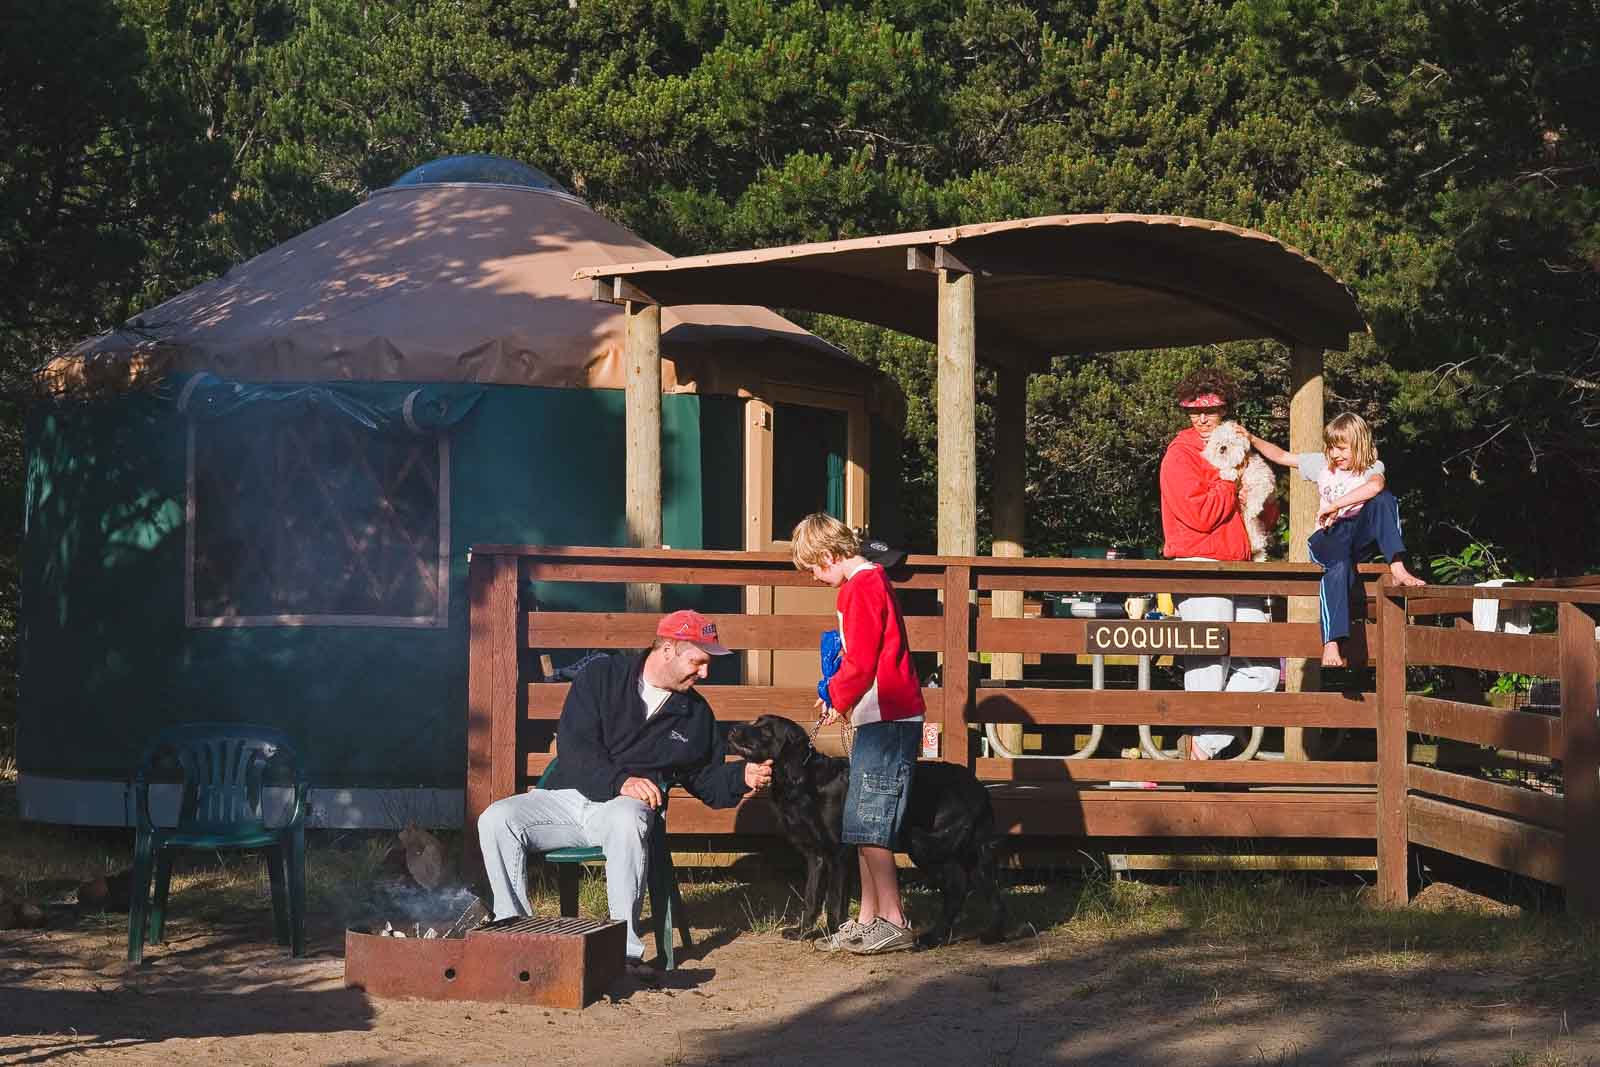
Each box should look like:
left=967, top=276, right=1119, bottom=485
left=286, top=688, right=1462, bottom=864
left=727, top=714, right=1005, bottom=948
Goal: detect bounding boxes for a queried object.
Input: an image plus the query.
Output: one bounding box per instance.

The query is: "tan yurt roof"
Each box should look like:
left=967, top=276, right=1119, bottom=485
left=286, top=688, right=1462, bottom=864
left=41, top=156, right=875, bottom=399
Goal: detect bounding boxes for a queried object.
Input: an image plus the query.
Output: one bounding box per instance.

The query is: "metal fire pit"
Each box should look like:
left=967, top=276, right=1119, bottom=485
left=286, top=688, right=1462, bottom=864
left=344, top=916, right=626, bottom=1009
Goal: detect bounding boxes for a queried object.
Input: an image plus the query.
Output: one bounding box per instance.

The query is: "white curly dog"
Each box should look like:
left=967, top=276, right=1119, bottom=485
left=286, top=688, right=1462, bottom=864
left=1200, top=421, right=1278, bottom=561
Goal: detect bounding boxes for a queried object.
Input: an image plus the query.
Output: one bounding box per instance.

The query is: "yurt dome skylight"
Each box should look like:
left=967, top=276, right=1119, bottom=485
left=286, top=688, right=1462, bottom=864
left=388, top=154, right=573, bottom=195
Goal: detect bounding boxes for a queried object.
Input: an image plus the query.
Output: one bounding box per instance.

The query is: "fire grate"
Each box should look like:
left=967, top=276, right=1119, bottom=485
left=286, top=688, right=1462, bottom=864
left=344, top=915, right=626, bottom=1009
left=478, top=915, right=613, bottom=937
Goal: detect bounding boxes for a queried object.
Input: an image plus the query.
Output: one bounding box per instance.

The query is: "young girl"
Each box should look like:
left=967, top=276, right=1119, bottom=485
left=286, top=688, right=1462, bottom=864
left=1250, top=413, right=1426, bottom=667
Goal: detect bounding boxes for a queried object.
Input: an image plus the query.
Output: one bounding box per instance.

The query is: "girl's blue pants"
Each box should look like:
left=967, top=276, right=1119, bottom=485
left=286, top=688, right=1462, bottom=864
left=1307, top=489, right=1406, bottom=643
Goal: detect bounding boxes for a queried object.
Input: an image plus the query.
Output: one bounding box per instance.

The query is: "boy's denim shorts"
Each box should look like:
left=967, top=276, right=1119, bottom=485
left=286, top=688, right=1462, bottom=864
left=841, top=720, right=921, bottom=848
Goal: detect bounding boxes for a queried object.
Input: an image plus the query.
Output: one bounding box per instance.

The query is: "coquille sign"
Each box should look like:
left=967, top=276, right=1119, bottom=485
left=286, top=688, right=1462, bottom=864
left=1084, top=620, right=1229, bottom=656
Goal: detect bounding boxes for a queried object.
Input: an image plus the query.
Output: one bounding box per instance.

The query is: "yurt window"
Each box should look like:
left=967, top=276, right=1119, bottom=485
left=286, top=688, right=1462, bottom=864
left=186, top=409, right=448, bottom=627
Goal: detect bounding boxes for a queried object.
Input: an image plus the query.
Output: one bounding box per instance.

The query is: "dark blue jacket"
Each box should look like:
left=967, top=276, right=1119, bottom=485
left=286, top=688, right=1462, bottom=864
left=543, top=651, right=750, bottom=808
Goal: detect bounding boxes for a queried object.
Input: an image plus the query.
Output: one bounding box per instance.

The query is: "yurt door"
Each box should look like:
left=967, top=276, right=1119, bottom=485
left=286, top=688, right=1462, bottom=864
left=744, top=389, right=868, bottom=687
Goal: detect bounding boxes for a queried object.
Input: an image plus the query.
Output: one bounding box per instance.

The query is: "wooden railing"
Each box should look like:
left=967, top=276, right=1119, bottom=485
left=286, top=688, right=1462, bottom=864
left=1377, top=583, right=1600, bottom=915
left=464, top=545, right=1600, bottom=914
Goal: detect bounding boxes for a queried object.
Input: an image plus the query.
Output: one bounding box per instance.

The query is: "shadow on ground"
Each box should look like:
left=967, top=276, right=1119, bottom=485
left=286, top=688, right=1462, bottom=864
left=671, top=928, right=1594, bottom=1067
left=0, top=973, right=373, bottom=1065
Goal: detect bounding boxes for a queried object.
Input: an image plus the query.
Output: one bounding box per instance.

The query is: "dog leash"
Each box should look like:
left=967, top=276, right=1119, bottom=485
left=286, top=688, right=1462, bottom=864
left=807, top=711, right=853, bottom=759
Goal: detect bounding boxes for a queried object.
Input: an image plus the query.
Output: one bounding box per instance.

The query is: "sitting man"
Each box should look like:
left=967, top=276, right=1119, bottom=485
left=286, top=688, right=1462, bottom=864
left=477, top=609, right=772, bottom=972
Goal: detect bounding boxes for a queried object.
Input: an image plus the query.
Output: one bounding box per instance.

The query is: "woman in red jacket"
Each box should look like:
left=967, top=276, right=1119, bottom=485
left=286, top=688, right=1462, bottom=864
left=1159, top=369, right=1281, bottom=758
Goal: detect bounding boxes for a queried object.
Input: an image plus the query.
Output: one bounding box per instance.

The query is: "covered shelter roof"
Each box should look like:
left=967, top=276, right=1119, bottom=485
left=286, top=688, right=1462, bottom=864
left=42, top=160, right=878, bottom=399
left=574, top=210, right=1365, bottom=582
left=576, top=214, right=1366, bottom=364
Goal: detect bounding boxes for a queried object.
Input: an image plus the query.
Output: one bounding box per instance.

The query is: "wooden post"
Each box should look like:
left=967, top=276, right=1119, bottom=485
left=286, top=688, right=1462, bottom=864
left=624, top=299, right=663, bottom=614
left=1374, top=577, right=1410, bottom=904
left=990, top=365, right=1026, bottom=755
left=936, top=268, right=976, bottom=763
left=743, top=398, right=775, bottom=685
left=1558, top=600, right=1600, bottom=916
left=1283, top=342, right=1324, bottom=760
left=936, top=268, right=977, bottom=557
left=942, top=565, right=974, bottom=767
left=846, top=397, right=871, bottom=528
left=464, top=551, right=521, bottom=877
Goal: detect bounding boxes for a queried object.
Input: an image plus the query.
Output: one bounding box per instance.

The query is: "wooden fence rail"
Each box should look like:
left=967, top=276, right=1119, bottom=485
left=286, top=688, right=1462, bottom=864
left=465, top=546, right=1600, bottom=915
left=1378, top=584, right=1600, bottom=915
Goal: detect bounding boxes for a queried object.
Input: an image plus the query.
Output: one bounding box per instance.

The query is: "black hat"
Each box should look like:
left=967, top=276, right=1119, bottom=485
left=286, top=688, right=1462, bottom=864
left=859, top=538, right=907, bottom=569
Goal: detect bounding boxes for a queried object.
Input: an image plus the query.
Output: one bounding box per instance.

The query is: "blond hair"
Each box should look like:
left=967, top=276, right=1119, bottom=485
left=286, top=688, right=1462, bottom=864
left=1324, top=412, right=1378, bottom=473
left=790, top=513, right=860, bottom=570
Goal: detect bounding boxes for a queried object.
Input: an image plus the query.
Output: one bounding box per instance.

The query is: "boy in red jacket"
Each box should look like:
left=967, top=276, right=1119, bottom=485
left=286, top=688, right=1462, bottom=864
left=792, top=513, right=925, bottom=954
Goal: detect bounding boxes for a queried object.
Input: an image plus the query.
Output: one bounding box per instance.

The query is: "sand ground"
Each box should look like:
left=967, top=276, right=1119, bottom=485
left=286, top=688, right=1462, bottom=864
left=3, top=890, right=1594, bottom=1067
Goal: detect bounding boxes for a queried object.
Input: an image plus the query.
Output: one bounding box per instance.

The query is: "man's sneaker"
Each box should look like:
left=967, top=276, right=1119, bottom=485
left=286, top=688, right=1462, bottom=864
left=846, top=917, right=917, bottom=955
left=813, top=919, right=866, bottom=953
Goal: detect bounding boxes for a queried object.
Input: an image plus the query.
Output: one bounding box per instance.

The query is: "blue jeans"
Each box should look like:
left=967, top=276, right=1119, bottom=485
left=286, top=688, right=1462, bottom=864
left=477, top=788, right=656, bottom=959
left=841, top=721, right=920, bottom=848
left=1307, top=488, right=1407, bottom=643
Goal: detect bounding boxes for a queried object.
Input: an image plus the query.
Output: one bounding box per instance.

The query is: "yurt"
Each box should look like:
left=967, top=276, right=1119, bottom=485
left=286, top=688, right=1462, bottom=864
left=21, top=155, right=904, bottom=825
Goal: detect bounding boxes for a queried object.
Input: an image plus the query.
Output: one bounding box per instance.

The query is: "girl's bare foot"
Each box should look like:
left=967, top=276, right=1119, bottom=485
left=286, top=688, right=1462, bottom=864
left=1321, top=641, right=1348, bottom=668
left=1390, top=560, right=1427, bottom=586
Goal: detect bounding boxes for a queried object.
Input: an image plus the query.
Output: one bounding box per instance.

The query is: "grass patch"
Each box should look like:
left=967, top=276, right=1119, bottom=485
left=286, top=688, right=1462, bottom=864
left=0, top=812, right=128, bottom=900
left=998, top=870, right=1182, bottom=940
left=1493, top=1045, right=1593, bottom=1067
left=1138, top=870, right=1599, bottom=986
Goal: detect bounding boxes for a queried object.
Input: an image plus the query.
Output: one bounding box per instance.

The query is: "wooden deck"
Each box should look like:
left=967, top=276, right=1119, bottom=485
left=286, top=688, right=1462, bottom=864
left=465, top=546, right=1600, bottom=914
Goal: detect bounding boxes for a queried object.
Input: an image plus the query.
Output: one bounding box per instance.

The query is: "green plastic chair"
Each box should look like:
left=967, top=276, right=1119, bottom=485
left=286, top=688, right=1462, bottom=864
left=534, top=759, right=691, bottom=970
left=128, top=723, right=309, bottom=963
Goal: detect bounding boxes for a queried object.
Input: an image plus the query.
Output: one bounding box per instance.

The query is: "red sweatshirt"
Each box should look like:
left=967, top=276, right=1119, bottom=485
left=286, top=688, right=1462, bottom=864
left=1159, top=426, right=1265, bottom=561
left=825, top=562, right=925, bottom=726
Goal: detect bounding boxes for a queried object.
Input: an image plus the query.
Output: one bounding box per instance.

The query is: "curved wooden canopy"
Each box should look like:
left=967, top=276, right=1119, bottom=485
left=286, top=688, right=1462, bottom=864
left=576, top=214, right=1366, bottom=364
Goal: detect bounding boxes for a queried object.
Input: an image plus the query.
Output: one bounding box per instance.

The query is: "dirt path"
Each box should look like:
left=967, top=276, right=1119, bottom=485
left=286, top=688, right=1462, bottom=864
left=3, top=915, right=1593, bottom=1066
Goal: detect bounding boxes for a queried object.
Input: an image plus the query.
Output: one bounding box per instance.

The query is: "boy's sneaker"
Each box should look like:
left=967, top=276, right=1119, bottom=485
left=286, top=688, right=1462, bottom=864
left=846, top=917, right=917, bottom=955
left=813, top=919, right=866, bottom=953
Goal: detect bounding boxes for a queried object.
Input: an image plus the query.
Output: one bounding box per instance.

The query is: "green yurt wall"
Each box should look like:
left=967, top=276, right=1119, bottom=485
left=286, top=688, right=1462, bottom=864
left=19, top=384, right=756, bottom=820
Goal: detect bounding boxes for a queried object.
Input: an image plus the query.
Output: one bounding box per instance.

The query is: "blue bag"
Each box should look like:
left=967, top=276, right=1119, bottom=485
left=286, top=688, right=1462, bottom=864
left=818, top=628, right=844, bottom=708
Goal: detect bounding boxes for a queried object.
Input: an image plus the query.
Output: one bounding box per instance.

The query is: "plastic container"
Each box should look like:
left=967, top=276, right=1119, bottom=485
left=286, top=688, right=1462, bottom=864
left=1044, top=592, right=1087, bottom=618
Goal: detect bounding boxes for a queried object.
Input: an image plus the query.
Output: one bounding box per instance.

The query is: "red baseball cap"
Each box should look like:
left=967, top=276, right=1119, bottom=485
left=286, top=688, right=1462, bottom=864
left=656, top=609, right=732, bottom=656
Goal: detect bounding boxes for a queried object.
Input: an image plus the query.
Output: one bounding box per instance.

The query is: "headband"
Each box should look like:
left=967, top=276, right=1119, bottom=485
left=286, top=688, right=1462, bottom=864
left=1178, top=393, right=1226, bottom=410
